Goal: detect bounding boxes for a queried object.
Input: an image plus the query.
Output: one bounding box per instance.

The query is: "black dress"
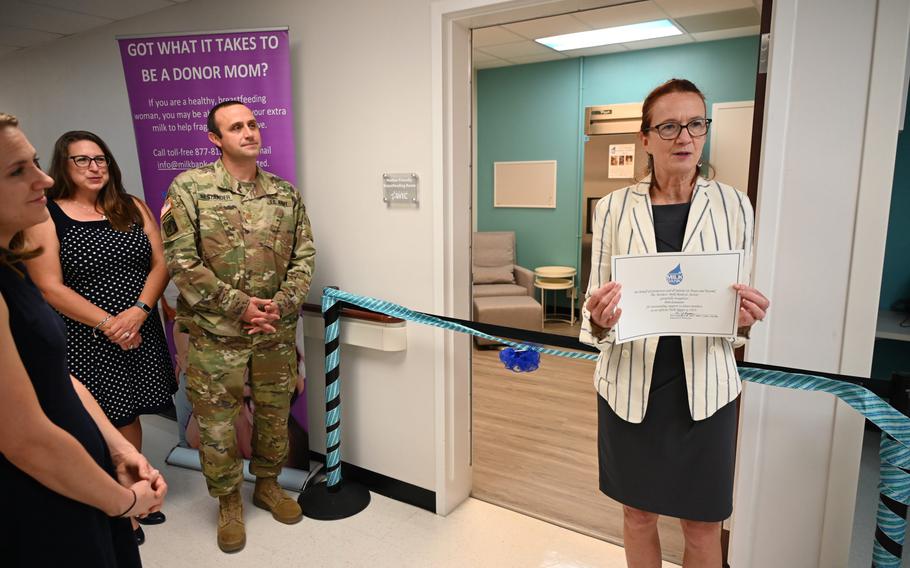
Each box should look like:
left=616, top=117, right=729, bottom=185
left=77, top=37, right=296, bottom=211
left=597, top=202, right=738, bottom=522
left=48, top=200, right=176, bottom=426
left=0, top=263, right=141, bottom=567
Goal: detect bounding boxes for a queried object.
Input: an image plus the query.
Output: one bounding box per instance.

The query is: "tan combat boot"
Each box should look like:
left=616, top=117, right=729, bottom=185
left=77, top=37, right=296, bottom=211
left=217, top=490, right=245, bottom=553
left=253, top=477, right=303, bottom=524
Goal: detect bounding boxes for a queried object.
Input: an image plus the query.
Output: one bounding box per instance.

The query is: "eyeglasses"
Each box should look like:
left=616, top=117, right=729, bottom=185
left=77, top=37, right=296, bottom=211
left=644, top=118, right=712, bottom=140
left=69, top=155, right=110, bottom=168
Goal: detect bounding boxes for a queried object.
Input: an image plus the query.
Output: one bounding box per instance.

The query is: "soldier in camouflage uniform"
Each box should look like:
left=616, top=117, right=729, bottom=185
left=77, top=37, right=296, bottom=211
left=162, top=101, right=315, bottom=553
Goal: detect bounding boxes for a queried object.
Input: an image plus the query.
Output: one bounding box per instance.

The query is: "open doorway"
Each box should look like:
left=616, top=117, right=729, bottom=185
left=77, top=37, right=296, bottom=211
left=468, top=1, right=766, bottom=564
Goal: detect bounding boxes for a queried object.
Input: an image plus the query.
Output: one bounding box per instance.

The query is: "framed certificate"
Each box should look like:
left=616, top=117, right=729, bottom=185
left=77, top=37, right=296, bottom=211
left=611, top=251, right=744, bottom=344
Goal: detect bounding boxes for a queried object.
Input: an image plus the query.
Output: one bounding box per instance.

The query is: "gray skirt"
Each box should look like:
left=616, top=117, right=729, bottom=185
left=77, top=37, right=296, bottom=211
left=597, top=336, right=738, bottom=522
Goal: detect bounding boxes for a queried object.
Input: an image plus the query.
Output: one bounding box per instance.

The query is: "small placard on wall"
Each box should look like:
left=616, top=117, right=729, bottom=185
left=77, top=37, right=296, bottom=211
left=494, top=160, right=557, bottom=208
left=382, top=173, right=419, bottom=205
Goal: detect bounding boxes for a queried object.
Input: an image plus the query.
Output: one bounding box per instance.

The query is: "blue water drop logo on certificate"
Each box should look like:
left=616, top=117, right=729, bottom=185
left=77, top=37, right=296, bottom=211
left=666, top=264, right=683, bottom=286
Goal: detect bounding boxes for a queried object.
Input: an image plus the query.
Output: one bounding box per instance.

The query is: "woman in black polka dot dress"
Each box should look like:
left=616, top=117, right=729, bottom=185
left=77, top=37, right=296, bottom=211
left=25, top=131, right=176, bottom=543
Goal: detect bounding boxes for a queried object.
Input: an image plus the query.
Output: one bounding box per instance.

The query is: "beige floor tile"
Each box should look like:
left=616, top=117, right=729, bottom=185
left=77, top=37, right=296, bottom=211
left=138, top=415, right=676, bottom=568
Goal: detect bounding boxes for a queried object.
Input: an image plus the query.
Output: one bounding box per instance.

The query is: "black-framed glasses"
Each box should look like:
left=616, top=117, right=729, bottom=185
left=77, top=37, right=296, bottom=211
left=644, top=118, right=712, bottom=140
left=69, top=155, right=110, bottom=168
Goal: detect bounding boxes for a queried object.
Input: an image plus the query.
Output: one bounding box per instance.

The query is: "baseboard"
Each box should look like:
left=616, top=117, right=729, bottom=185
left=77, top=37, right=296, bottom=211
left=310, top=451, right=436, bottom=513
left=156, top=413, right=435, bottom=512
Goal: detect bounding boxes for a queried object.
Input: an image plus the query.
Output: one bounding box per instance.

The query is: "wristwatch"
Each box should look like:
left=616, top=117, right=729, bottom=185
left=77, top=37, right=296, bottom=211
left=134, top=300, right=153, bottom=314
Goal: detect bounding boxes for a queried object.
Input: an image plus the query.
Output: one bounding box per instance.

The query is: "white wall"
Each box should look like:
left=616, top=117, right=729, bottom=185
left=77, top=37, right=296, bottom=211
left=730, top=0, right=910, bottom=566
left=748, top=0, right=909, bottom=376
left=747, top=0, right=876, bottom=374
left=0, top=0, right=440, bottom=493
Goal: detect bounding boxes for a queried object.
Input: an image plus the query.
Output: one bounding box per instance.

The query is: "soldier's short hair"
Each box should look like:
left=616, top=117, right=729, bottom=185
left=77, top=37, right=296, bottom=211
left=207, top=100, right=245, bottom=137
left=0, top=113, right=19, bottom=129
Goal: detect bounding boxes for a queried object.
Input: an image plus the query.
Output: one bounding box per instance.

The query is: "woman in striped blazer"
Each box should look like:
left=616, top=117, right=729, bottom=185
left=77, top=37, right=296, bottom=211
left=580, top=79, right=770, bottom=568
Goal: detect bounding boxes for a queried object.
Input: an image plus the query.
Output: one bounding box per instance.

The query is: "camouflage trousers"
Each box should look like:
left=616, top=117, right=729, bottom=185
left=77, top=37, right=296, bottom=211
left=186, top=327, right=297, bottom=497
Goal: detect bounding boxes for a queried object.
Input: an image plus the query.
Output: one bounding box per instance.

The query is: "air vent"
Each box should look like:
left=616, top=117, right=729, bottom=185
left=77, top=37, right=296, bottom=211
left=584, top=102, right=643, bottom=135
left=674, top=8, right=760, bottom=34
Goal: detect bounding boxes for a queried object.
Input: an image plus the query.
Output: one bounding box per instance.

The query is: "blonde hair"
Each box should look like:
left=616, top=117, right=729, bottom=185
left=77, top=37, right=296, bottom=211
left=0, top=113, right=44, bottom=274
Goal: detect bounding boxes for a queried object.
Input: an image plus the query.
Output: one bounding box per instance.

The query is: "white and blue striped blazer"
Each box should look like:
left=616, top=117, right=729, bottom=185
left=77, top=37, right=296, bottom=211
left=580, top=176, right=754, bottom=423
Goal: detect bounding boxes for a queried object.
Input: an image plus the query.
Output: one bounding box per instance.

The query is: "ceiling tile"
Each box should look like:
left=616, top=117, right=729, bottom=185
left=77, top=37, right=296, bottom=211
left=621, top=34, right=693, bottom=51
left=652, top=0, right=754, bottom=19
left=479, top=40, right=558, bottom=59
left=473, top=50, right=505, bottom=63
left=503, top=14, right=590, bottom=40
left=675, top=8, right=759, bottom=34
left=475, top=58, right=512, bottom=70
left=562, top=43, right=628, bottom=58
left=691, top=25, right=760, bottom=42
left=573, top=1, right=667, bottom=29
left=0, top=45, right=24, bottom=57
left=508, top=52, right=569, bottom=64
left=465, top=0, right=635, bottom=29
left=24, top=0, right=175, bottom=21
left=0, top=25, right=63, bottom=47
left=5, top=1, right=112, bottom=34
left=472, top=26, right=527, bottom=48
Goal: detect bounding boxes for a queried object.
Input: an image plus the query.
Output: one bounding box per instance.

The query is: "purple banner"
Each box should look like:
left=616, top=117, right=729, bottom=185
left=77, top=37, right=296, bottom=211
left=118, top=29, right=309, bottom=466
left=118, top=28, right=296, bottom=216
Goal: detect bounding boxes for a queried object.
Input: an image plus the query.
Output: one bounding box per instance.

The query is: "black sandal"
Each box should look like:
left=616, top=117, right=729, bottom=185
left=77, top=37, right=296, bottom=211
left=136, top=511, right=166, bottom=525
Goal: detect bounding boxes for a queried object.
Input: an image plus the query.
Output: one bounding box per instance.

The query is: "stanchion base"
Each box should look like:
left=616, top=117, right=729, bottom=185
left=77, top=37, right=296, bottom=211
left=298, top=480, right=371, bottom=520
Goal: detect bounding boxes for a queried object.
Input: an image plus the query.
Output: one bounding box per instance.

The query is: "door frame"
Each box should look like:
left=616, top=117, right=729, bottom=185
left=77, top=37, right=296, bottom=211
left=430, top=0, right=783, bottom=516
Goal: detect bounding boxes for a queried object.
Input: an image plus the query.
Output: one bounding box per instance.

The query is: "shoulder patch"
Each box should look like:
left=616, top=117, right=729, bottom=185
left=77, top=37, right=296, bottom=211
left=162, top=211, right=178, bottom=237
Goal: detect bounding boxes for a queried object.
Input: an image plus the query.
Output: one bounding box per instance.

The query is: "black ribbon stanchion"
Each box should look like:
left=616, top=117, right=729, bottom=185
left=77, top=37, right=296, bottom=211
left=871, top=372, right=910, bottom=567
left=298, top=288, right=371, bottom=520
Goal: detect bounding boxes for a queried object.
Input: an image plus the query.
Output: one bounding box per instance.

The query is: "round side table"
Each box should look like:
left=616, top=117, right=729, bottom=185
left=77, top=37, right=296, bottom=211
left=533, top=266, right=577, bottom=326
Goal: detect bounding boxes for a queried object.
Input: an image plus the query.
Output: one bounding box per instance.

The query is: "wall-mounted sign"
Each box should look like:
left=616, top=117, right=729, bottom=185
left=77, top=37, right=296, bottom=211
left=383, top=173, right=419, bottom=205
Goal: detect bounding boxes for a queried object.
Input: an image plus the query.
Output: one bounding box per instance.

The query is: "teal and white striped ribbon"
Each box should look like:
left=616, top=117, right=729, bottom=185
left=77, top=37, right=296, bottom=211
left=876, top=433, right=910, bottom=566
left=323, top=288, right=910, bottom=566
left=322, top=294, right=343, bottom=486
left=736, top=368, right=910, bottom=567
left=324, top=288, right=599, bottom=361
left=737, top=368, right=910, bottom=444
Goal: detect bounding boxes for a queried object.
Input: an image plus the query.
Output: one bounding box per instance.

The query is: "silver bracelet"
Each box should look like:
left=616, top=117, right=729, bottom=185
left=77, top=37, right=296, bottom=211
left=92, top=315, right=113, bottom=339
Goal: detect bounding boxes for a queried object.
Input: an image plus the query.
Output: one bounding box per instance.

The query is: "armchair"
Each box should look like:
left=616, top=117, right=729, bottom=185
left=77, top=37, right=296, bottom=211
left=472, top=231, right=542, bottom=346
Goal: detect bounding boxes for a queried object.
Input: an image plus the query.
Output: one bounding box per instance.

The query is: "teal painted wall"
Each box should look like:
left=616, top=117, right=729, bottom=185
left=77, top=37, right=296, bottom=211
left=880, top=89, right=910, bottom=311
left=582, top=36, right=760, bottom=170
left=871, top=87, right=910, bottom=380
left=476, top=58, right=583, bottom=274
left=476, top=36, right=760, bottom=274
left=872, top=339, right=909, bottom=380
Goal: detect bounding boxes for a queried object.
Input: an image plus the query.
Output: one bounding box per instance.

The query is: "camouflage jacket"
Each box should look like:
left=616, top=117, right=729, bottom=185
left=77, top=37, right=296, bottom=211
left=162, top=159, right=315, bottom=336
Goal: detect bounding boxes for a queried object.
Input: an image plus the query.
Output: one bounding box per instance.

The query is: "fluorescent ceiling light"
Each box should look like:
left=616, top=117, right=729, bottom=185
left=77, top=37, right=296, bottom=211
left=536, top=19, right=682, bottom=51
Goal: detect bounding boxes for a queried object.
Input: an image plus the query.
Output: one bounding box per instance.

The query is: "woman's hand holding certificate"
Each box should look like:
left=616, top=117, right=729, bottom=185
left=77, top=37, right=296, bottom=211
left=587, top=281, right=623, bottom=333
left=733, top=283, right=770, bottom=329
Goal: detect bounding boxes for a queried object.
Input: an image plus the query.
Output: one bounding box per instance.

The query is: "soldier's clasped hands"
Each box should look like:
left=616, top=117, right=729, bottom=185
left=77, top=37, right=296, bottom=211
left=241, top=297, right=281, bottom=335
